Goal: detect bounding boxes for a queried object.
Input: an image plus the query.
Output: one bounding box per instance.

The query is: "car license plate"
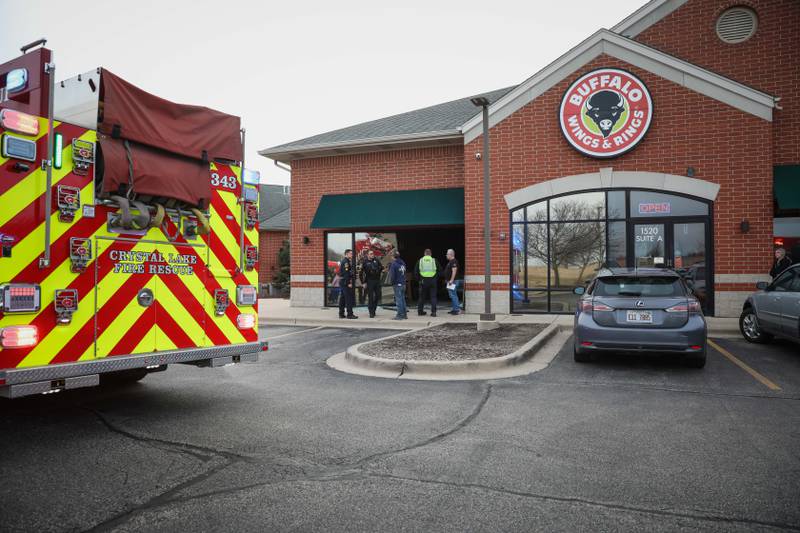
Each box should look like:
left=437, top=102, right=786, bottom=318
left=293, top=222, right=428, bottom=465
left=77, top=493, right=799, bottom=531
left=626, top=310, right=653, bottom=323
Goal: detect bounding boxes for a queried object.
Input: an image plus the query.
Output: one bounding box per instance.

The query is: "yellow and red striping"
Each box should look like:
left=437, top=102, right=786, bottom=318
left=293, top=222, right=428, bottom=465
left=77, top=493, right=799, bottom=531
left=0, top=119, right=258, bottom=370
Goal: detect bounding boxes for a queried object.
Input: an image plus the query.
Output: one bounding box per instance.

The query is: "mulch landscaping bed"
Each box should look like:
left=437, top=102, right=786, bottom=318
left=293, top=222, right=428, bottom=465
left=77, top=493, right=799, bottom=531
left=359, top=323, right=547, bottom=361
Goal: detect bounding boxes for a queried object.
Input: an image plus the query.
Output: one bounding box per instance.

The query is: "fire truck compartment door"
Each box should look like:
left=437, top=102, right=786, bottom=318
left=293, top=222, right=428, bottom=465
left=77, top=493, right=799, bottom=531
left=95, top=240, right=208, bottom=358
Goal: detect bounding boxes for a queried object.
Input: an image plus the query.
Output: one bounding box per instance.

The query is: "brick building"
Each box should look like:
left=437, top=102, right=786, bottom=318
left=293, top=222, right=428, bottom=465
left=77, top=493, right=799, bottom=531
left=257, top=184, right=290, bottom=292
left=260, top=0, right=799, bottom=317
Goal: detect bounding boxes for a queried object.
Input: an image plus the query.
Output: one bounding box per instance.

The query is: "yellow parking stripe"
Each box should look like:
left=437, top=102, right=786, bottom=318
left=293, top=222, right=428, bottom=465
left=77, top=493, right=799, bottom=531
left=708, top=339, right=782, bottom=391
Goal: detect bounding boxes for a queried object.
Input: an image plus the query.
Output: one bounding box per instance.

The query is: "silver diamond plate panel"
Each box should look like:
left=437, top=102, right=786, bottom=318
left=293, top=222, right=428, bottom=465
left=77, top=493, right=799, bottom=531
left=2, top=343, right=261, bottom=385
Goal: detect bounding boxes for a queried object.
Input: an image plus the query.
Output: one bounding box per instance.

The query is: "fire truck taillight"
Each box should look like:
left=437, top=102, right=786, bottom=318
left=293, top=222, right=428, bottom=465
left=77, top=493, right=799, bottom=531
left=0, top=284, right=41, bottom=313
left=0, top=325, right=38, bottom=349
left=237, top=313, right=255, bottom=330
left=236, top=285, right=257, bottom=306
left=0, top=109, right=39, bottom=136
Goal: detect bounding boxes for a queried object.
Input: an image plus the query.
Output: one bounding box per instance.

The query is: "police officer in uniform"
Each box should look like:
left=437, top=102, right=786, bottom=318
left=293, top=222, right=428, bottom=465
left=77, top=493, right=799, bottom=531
left=338, top=249, right=357, bottom=319
left=415, top=248, right=441, bottom=317
left=361, top=250, right=384, bottom=318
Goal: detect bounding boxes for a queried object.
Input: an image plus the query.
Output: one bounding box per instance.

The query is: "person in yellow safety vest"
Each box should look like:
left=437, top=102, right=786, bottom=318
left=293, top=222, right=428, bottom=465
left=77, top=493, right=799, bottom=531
left=414, top=248, right=441, bottom=317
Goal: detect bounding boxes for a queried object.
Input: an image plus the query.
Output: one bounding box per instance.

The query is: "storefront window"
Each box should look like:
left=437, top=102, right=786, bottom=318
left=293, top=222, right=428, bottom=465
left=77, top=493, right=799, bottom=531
left=550, top=221, right=605, bottom=289
left=607, top=221, right=627, bottom=267
left=630, top=190, right=708, bottom=217
left=510, top=189, right=711, bottom=313
left=525, top=223, right=548, bottom=287
left=325, top=231, right=398, bottom=307
left=550, top=191, right=604, bottom=221
left=325, top=233, right=352, bottom=306
left=526, top=201, right=547, bottom=222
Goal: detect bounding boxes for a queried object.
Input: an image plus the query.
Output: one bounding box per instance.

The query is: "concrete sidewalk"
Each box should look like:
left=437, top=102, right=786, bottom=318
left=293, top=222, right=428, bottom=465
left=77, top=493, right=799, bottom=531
left=258, top=298, right=741, bottom=336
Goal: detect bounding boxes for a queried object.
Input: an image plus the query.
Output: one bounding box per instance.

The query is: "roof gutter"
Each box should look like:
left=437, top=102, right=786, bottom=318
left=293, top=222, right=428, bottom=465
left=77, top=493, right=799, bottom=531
left=259, top=129, right=463, bottom=162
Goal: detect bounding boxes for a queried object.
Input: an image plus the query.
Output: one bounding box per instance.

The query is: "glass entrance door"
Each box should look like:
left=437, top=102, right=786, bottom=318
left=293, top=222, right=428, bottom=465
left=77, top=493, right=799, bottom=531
left=673, top=222, right=708, bottom=312
left=633, top=223, right=666, bottom=267
left=630, top=220, right=710, bottom=312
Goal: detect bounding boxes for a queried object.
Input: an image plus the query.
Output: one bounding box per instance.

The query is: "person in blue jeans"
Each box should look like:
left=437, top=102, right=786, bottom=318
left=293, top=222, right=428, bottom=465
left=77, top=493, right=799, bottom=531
left=444, top=249, right=462, bottom=314
left=387, top=249, right=407, bottom=320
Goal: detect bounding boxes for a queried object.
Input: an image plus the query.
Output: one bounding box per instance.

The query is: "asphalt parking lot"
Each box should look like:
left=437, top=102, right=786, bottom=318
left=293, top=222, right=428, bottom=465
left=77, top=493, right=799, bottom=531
left=1, top=325, right=798, bottom=532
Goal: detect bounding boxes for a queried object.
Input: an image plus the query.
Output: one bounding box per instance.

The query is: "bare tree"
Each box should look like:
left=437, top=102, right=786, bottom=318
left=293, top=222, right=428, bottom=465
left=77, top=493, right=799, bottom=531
left=524, top=200, right=605, bottom=287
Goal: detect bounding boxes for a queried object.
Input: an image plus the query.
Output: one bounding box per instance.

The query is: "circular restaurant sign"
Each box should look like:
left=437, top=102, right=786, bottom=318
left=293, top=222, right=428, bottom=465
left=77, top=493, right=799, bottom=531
left=559, top=68, right=653, bottom=158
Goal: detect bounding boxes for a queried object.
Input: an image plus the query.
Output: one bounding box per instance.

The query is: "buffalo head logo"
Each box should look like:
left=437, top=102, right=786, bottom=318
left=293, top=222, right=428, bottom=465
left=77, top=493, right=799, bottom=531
left=585, top=90, right=626, bottom=138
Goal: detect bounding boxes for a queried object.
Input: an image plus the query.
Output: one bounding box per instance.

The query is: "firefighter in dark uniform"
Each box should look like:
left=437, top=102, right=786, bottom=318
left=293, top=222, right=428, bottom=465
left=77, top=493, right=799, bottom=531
left=361, top=250, right=384, bottom=318
left=338, top=249, right=357, bottom=319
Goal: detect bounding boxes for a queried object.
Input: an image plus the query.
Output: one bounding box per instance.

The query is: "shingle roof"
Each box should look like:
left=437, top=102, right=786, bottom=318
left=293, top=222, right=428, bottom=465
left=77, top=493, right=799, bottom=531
left=261, top=208, right=290, bottom=231
left=260, top=86, right=515, bottom=158
left=259, top=184, right=290, bottom=231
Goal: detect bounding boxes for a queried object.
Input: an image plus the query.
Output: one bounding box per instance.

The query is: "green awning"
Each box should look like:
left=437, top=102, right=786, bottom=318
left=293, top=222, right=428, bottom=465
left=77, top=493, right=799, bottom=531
left=775, top=165, right=800, bottom=210
left=311, top=187, right=464, bottom=229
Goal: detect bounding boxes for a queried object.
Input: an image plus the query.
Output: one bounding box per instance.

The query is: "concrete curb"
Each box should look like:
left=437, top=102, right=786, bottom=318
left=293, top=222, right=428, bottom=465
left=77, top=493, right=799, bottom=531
left=266, top=317, right=741, bottom=337
left=343, top=322, right=561, bottom=378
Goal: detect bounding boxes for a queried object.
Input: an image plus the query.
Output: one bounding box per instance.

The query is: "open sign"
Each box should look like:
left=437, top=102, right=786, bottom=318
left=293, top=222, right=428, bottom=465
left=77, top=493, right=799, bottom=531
left=638, top=202, right=671, bottom=214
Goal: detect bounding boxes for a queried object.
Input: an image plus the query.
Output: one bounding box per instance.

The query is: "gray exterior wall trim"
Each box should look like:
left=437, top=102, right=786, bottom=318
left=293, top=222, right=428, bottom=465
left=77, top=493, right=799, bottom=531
left=504, top=169, right=721, bottom=210
left=462, top=29, right=775, bottom=144
left=611, top=0, right=690, bottom=38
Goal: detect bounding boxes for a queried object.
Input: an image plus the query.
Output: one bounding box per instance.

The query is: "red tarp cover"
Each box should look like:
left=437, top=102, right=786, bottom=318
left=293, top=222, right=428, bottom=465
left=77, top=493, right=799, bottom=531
left=99, top=137, right=211, bottom=209
left=98, top=69, right=242, bottom=162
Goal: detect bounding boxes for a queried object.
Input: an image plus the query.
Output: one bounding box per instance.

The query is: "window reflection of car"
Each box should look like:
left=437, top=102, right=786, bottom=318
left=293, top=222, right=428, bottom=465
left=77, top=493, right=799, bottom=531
left=739, top=265, right=800, bottom=344
left=679, top=262, right=706, bottom=301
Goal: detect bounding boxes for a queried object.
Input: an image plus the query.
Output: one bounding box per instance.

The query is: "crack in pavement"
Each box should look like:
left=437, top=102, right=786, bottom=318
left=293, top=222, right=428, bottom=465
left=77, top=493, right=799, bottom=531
left=82, top=407, right=256, bottom=533
left=365, top=472, right=800, bottom=532
left=78, top=384, right=494, bottom=529
left=353, top=383, right=492, bottom=467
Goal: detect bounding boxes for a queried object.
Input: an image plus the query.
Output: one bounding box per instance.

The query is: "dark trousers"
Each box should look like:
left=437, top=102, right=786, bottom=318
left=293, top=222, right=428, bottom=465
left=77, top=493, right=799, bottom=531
left=417, top=277, right=437, bottom=315
left=338, top=284, right=355, bottom=317
left=366, top=279, right=381, bottom=315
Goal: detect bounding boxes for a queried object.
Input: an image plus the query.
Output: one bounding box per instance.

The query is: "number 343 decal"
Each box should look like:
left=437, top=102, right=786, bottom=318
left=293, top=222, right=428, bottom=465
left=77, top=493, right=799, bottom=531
left=210, top=172, right=238, bottom=190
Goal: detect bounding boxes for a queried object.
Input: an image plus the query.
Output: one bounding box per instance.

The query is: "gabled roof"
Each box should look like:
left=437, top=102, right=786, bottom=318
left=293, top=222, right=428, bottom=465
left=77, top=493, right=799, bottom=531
left=259, top=184, right=290, bottom=231
left=461, top=29, right=776, bottom=143
left=259, top=87, right=514, bottom=162
left=612, top=0, right=689, bottom=38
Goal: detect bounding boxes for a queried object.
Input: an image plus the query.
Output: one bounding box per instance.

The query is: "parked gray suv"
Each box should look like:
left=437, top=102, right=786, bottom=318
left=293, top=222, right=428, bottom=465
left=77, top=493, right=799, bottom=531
left=573, top=268, right=707, bottom=368
left=740, top=264, right=800, bottom=344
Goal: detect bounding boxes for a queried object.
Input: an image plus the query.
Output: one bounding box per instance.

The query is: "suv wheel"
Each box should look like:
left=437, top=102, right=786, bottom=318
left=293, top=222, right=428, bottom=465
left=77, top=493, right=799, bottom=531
left=740, top=308, right=772, bottom=344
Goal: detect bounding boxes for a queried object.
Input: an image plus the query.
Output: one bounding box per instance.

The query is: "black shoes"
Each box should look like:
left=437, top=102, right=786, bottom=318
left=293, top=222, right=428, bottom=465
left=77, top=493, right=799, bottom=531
left=418, top=311, right=427, bottom=316
left=369, top=313, right=375, bottom=318
left=431, top=313, right=436, bottom=317
left=346, top=315, right=358, bottom=319
left=448, top=310, right=460, bottom=315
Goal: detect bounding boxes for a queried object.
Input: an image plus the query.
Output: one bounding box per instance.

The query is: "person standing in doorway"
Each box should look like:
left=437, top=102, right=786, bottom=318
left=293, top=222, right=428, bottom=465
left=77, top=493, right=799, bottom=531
left=770, top=247, right=793, bottom=279
left=338, top=249, right=357, bottom=319
left=388, top=250, right=407, bottom=320
left=361, top=249, right=384, bottom=318
left=444, top=248, right=462, bottom=315
left=415, top=248, right=440, bottom=317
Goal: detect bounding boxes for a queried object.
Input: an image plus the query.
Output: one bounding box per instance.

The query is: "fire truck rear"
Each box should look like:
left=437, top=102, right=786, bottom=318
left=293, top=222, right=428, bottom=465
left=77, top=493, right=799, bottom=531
left=0, top=40, right=265, bottom=398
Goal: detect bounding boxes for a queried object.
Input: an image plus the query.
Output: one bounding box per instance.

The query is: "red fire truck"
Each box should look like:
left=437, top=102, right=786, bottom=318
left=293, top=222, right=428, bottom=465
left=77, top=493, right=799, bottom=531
left=0, top=39, right=265, bottom=398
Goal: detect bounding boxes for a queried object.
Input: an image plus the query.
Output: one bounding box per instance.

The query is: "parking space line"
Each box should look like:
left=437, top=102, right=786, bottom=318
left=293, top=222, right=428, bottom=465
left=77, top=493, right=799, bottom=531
left=708, top=339, right=782, bottom=391
left=266, top=326, right=324, bottom=340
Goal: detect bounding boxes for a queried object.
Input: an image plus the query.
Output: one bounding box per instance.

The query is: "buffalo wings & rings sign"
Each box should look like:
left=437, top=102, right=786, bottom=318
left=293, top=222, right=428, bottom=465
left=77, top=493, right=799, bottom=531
left=559, top=68, right=653, bottom=158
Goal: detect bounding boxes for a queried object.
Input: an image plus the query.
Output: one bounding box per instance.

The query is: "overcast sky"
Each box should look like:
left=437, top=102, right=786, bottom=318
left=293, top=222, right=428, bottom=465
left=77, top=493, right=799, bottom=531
left=3, top=0, right=643, bottom=185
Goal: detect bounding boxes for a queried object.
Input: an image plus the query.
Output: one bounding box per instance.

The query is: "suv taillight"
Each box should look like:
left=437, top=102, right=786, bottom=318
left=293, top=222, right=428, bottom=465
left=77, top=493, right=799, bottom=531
left=666, top=300, right=701, bottom=314
left=579, top=300, right=614, bottom=313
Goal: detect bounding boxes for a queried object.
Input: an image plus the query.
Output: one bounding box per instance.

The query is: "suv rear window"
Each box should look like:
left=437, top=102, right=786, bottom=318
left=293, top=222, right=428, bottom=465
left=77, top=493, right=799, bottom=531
left=594, top=276, right=685, bottom=297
